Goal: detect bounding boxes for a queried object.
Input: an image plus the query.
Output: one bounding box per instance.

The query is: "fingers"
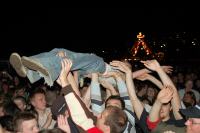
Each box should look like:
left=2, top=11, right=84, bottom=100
left=109, top=60, right=129, bottom=72
left=58, top=115, right=64, bottom=126
left=60, top=58, right=72, bottom=73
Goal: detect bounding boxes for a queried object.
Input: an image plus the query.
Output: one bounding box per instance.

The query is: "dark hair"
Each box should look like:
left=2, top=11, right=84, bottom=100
left=105, top=95, right=125, bottom=110
left=13, top=112, right=37, bottom=132
left=141, top=96, right=152, bottom=105
left=104, top=106, right=128, bottom=133
left=0, top=115, right=14, bottom=132
left=13, top=96, right=27, bottom=105
left=29, top=88, right=46, bottom=100
left=183, top=91, right=196, bottom=107
left=3, top=101, right=20, bottom=116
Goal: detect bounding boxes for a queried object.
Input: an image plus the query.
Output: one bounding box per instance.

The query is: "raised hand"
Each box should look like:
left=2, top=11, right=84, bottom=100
left=157, top=85, right=174, bottom=104
left=101, top=71, right=120, bottom=78
left=161, top=65, right=173, bottom=74
left=56, top=58, right=72, bottom=87
left=109, top=60, right=132, bottom=74
left=57, top=115, right=71, bottom=133
left=140, top=60, right=161, bottom=71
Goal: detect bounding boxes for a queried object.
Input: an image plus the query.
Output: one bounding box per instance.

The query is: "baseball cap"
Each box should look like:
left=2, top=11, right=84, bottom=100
left=50, top=95, right=68, bottom=120
left=179, top=103, right=200, bottom=118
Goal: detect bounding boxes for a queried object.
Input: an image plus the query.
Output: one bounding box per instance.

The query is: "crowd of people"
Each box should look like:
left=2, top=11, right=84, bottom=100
left=0, top=48, right=200, bottom=133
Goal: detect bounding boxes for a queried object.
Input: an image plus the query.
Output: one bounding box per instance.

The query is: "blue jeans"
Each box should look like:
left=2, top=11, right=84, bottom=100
left=26, top=48, right=106, bottom=86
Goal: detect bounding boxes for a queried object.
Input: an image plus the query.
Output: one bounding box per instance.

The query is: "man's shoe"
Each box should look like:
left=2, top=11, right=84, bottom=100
left=9, top=53, right=27, bottom=77
left=21, top=56, right=49, bottom=77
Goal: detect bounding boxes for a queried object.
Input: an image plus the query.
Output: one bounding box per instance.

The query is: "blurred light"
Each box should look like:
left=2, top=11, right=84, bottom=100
left=176, top=48, right=180, bottom=52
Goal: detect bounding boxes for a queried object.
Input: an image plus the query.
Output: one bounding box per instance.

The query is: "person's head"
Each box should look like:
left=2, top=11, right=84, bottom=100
left=3, top=101, right=20, bottom=116
left=30, top=88, right=46, bottom=112
left=13, top=112, right=39, bottom=133
left=180, top=104, right=200, bottom=133
left=147, top=86, right=157, bottom=99
left=185, top=80, right=194, bottom=90
left=13, top=96, right=27, bottom=111
left=14, top=85, right=26, bottom=97
left=0, top=115, right=14, bottom=132
left=39, top=128, right=65, bottom=133
left=45, top=88, right=58, bottom=107
left=183, top=91, right=196, bottom=108
left=105, top=95, right=125, bottom=110
left=160, top=102, right=172, bottom=121
left=96, top=106, right=127, bottom=133
left=1, top=81, right=9, bottom=93
left=14, top=76, right=20, bottom=86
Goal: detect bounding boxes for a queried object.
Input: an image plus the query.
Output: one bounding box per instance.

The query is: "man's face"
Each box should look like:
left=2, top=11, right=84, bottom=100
left=160, top=103, right=171, bottom=120
left=185, top=80, right=193, bottom=90
left=21, top=119, right=39, bottom=133
left=14, top=99, right=26, bottom=111
left=96, top=110, right=110, bottom=132
left=185, top=118, right=200, bottom=133
left=31, top=93, right=46, bottom=111
left=106, top=99, right=122, bottom=109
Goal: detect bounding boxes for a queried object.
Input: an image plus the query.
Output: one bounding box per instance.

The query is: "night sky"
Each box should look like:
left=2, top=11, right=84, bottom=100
left=1, top=8, right=200, bottom=63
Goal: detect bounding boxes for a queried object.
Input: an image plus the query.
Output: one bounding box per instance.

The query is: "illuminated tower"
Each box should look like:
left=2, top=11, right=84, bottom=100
left=131, top=32, right=152, bottom=57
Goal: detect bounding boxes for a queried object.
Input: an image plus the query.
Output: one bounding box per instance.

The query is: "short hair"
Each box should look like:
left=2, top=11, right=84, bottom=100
left=105, top=95, right=125, bottom=110
left=13, top=112, right=37, bottom=132
left=183, top=91, right=196, bottom=106
left=104, top=106, right=127, bottom=133
left=29, top=88, right=46, bottom=100
left=39, top=128, right=65, bottom=133
left=0, top=115, right=14, bottom=132
left=13, top=96, right=27, bottom=105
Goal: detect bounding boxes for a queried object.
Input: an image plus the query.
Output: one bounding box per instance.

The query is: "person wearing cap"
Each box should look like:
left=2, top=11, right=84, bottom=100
left=180, top=103, right=200, bottom=133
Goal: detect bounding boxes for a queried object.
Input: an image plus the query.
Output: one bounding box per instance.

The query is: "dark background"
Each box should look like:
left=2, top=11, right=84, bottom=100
left=1, top=8, right=200, bottom=65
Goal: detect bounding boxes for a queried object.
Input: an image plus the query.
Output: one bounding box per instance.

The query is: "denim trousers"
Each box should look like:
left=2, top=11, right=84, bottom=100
left=26, top=48, right=106, bottom=86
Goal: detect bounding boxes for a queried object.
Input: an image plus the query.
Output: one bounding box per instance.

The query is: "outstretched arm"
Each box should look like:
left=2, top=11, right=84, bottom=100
left=56, top=59, right=102, bottom=133
left=141, top=60, right=182, bottom=120
left=110, top=61, right=144, bottom=119
left=136, top=73, right=163, bottom=89
left=67, top=72, right=81, bottom=97
left=90, top=73, right=104, bottom=115
left=132, top=65, right=173, bottom=79
left=147, top=85, right=173, bottom=130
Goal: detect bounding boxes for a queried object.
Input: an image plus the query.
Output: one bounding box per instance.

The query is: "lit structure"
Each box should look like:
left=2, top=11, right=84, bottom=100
left=131, top=32, right=152, bottom=57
